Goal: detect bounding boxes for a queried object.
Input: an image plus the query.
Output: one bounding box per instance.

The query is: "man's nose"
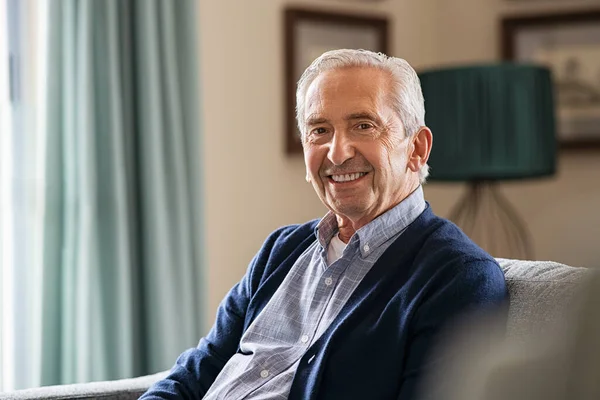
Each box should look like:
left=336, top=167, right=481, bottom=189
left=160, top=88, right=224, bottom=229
left=327, top=132, right=355, bottom=166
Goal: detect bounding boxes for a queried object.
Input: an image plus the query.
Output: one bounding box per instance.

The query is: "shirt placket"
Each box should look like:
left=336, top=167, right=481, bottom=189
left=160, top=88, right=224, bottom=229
left=305, top=242, right=357, bottom=346
left=239, top=245, right=348, bottom=399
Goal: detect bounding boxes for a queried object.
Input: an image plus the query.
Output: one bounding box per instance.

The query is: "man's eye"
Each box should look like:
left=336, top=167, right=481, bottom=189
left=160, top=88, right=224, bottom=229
left=312, top=127, right=327, bottom=135
left=358, top=123, right=373, bottom=130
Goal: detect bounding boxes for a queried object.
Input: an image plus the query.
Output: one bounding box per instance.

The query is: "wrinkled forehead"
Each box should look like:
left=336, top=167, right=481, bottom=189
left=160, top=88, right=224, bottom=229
left=304, top=67, right=393, bottom=117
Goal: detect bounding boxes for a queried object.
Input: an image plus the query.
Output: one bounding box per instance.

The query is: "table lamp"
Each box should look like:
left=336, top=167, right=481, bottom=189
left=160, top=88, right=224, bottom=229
left=419, top=64, right=557, bottom=258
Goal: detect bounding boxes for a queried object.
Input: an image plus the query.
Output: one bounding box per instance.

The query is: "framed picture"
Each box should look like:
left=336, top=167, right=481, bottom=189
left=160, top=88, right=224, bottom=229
left=284, top=8, right=389, bottom=154
left=502, top=10, right=600, bottom=149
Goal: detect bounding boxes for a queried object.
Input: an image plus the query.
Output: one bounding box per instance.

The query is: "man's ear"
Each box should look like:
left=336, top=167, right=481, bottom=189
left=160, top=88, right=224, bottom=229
left=407, top=127, right=433, bottom=173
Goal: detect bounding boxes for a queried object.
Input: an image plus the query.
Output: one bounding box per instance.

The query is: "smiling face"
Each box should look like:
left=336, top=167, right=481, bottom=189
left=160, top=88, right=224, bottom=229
left=302, top=67, right=422, bottom=230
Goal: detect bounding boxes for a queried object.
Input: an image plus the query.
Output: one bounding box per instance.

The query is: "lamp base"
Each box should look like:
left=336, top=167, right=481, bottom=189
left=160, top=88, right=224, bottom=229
left=448, top=181, right=533, bottom=259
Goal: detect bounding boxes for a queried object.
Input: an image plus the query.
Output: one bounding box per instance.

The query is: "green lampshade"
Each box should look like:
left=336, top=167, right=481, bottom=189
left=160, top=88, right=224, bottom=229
left=419, top=64, right=557, bottom=181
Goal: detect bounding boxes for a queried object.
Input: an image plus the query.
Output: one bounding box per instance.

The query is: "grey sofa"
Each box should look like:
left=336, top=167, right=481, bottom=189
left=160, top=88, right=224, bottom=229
left=0, top=259, right=589, bottom=400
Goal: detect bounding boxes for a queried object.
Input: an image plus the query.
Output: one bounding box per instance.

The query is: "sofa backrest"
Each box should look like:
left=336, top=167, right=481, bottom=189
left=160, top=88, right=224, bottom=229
left=497, top=258, right=590, bottom=339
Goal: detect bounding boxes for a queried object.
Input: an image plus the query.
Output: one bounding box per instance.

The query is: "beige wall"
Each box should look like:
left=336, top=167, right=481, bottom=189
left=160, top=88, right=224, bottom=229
left=198, top=0, right=600, bottom=329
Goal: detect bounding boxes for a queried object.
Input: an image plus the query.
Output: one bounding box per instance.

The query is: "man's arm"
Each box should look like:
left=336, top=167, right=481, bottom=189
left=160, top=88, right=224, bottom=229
left=140, top=225, right=300, bottom=400
left=396, top=258, right=508, bottom=400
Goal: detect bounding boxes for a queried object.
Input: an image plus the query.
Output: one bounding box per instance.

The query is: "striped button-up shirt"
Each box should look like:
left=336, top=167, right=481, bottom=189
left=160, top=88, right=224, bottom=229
left=203, top=187, right=426, bottom=399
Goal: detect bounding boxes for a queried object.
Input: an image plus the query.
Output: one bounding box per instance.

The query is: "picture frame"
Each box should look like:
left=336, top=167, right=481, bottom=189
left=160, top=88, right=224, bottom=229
left=284, top=8, right=389, bottom=154
left=502, top=10, right=600, bottom=149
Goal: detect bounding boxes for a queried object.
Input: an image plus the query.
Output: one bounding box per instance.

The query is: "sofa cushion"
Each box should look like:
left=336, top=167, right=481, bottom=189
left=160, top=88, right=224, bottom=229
left=497, top=258, right=589, bottom=339
left=0, top=371, right=168, bottom=400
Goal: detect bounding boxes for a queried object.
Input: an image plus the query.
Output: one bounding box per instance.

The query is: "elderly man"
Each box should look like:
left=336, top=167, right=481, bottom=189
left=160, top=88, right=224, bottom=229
left=142, top=49, right=507, bottom=400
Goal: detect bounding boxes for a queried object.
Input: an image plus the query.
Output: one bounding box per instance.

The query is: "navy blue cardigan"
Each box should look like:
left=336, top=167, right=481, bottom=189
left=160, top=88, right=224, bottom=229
left=142, top=205, right=508, bottom=400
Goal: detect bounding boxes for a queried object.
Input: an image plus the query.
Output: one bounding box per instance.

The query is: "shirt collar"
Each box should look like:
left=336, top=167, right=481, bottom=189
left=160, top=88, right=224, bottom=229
left=315, top=210, right=339, bottom=249
left=314, top=185, right=426, bottom=256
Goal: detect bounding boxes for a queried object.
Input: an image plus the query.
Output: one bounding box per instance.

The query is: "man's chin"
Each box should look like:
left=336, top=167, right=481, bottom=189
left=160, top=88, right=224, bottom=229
left=330, top=203, right=368, bottom=220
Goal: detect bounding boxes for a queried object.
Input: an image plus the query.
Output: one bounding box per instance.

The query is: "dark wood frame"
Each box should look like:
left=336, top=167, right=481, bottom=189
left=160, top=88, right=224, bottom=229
left=501, top=10, right=600, bottom=150
left=284, top=8, right=389, bottom=154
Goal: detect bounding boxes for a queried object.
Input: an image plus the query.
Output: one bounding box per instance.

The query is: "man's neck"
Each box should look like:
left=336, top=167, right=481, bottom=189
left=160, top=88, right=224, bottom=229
left=336, top=218, right=355, bottom=244
left=335, top=184, right=421, bottom=244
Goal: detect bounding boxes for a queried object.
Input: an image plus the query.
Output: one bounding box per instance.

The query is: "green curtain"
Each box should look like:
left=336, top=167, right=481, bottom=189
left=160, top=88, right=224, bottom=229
left=41, top=0, right=204, bottom=385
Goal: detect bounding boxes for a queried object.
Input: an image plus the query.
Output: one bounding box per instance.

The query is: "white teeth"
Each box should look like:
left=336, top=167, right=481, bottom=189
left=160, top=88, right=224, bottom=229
left=331, top=172, right=366, bottom=182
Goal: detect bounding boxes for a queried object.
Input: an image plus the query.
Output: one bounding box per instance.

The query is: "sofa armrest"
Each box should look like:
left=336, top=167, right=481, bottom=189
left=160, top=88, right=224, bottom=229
left=0, top=371, right=169, bottom=400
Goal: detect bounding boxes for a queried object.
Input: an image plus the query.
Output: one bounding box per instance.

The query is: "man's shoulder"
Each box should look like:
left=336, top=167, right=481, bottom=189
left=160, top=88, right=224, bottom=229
left=419, top=212, right=497, bottom=265
left=410, top=211, right=504, bottom=289
left=261, top=219, right=320, bottom=250
left=242, top=219, right=320, bottom=305
left=407, top=212, right=507, bottom=315
left=249, top=219, right=319, bottom=278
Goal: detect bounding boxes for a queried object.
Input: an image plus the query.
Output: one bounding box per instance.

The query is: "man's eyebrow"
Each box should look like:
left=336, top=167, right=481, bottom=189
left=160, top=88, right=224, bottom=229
left=345, top=112, right=379, bottom=121
left=306, top=116, right=328, bottom=126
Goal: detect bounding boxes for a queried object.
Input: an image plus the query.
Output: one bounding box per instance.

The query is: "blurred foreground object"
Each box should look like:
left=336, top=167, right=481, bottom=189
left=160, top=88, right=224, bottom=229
left=420, top=64, right=556, bottom=259
left=420, top=259, right=597, bottom=400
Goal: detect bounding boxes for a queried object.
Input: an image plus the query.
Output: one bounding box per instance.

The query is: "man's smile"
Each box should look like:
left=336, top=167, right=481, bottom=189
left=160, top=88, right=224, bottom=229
left=328, top=172, right=368, bottom=184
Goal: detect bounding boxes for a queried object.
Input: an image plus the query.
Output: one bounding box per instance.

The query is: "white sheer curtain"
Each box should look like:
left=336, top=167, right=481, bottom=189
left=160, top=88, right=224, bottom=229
left=0, top=1, right=10, bottom=388
left=0, top=0, right=49, bottom=391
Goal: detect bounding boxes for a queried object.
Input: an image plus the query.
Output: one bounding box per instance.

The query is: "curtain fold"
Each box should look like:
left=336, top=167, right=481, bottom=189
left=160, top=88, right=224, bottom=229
left=39, top=0, right=204, bottom=386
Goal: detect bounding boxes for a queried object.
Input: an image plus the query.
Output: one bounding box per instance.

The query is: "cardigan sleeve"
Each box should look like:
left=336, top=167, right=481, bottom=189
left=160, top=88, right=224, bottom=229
left=396, top=258, right=508, bottom=400
left=139, top=226, right=297, bottom=400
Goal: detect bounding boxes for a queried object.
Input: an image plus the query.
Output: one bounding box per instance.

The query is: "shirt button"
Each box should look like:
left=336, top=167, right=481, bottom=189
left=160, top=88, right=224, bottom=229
left=301, top=335, right=310, bottom=343
left=363, top=244, right=370, bottom=252
left=324, top=277, right=333, bottom=286
left=260, top=369, right=269, bottom=378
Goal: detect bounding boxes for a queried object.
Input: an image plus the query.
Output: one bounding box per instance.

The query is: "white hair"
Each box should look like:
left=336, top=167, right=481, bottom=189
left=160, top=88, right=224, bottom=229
left=296, top=49, right=429, bottom=183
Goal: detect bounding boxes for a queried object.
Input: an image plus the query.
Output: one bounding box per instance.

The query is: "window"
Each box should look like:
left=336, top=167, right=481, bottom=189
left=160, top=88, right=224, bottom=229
left=0, top=0, right=48, bottom=390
